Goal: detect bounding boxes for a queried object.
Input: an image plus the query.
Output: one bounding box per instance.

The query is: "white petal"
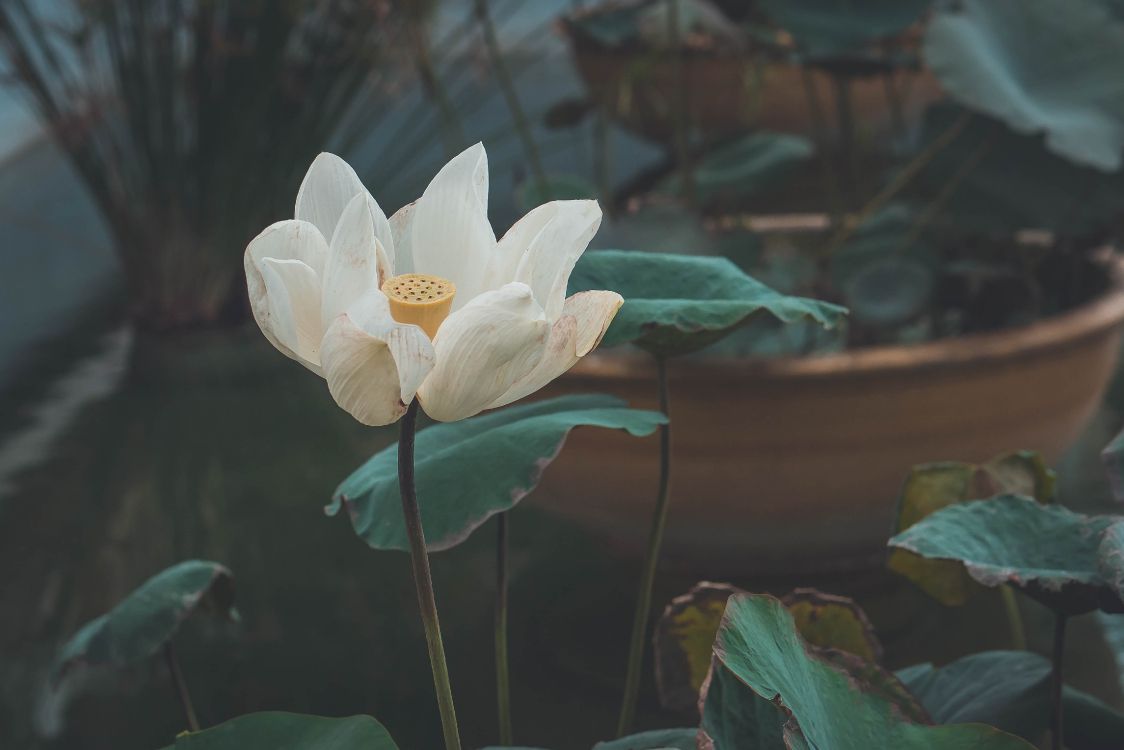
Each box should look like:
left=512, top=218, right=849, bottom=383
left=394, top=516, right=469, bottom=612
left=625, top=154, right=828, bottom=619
left=258, top=258, right=324, bottom=371
left=244, top=220, right=328, bottom=370
left=405, top=143, right=496, bottom=306
left=389, top=201, right=416, bottom=274
left=511, top=200, right=602, bottom=320
left=322, top=193, right=390, bottom=333
left=295, top=153, right=395, bottom=265
left=488, top=201, right=558, bottom=288
left=490, top=291, right=623, bottom=408
left=417, top=282, right=550, bottom=422
left=320, top=293, right=436, bottom=426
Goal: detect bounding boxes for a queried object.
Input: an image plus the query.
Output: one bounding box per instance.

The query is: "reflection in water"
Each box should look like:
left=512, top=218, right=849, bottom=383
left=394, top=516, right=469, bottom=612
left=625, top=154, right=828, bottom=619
left=1, top=327, right=1122, bottom=749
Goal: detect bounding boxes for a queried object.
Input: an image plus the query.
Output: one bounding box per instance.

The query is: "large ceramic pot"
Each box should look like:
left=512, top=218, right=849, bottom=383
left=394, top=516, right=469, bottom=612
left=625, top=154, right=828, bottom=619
left=562, top=24, right=943, bottom=144
left=533, top=269, right=1124, bottom=576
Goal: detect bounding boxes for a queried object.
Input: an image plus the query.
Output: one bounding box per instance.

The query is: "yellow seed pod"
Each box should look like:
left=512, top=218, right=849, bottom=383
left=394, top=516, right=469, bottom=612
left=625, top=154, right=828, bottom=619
left=381, top=273, right=456, bottom=339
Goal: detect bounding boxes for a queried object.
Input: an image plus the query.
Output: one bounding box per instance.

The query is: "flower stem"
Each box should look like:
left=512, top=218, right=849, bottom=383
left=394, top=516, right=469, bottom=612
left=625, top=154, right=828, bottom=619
left=163, top=641, right=200, bottom=732
left=999, top=585, right=1026, bottom=650
left=495, top=512, right=513, bottom=745
left=617, top=354, right=672, bottom=736
left=1050, top=613, right=1067, bottom=750
left=399, top=399, right=462, bottom=750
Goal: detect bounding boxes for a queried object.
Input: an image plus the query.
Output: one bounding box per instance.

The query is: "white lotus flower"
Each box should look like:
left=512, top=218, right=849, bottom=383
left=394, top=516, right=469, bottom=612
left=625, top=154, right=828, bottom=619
left=244, top=143, right=622, bottom=425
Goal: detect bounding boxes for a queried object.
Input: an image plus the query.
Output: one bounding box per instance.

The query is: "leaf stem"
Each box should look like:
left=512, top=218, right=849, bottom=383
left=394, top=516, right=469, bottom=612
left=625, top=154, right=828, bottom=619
left=399, top=399, right=462, bottom=750
left=1050, top=613, right=1067, bottom=750
left=617, top=354, right=672, bottom=736
left=999, top=585, right=1027, bottom=650
left=163, top=641, right=200, bottom=732
left=495, top=512, right=513, bottom=745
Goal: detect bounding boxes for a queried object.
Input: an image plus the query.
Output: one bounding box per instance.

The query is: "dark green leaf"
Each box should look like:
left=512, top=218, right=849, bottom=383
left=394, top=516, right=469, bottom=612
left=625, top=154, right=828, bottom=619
left=897, top=651, right=1050, bottom=740
left=592, top=728, right=697, bottom=749
left=328, top=395, right=666, bottom=552
left=162, top=712, right=397, bottom=749
left=912, top=105, right=1124, bottom=234
left=758, top=0, right=931, bottom=57
left=699, top=655, right=785, bottom=749
left=568, top=250, right=846, bottom=355
left=712, top=593, right=1035, bottom=749
left=53, top=560, right=236, bottom=683
left=888, top=495, right=1124, bottom=615
left=898, top=650, right=1124, bottom=748
left=888, top=453, right=1055, bottom=606
left=924, top=0, right=1124, bottom=171
left=659, top=133, right=814, bottom=203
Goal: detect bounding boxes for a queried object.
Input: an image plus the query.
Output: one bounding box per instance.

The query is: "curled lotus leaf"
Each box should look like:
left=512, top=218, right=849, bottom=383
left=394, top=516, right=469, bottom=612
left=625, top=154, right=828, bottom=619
left=888, top=495, right=1124, bottom=615
left=889, top=451, right=1055, bottom=606
left=53, top=560, right=237, bottom=684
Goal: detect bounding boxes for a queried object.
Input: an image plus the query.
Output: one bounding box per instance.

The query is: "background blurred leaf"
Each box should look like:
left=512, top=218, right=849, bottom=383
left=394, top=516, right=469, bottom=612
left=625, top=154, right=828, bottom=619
left=658, top=132, right=814, bottom=204
left=53, top=560, right=236, bottom=683
left=757, top=0, right=931, bottom=57
left=328, top=395, right=665, bottom=552
left=888, top=495, right=1124, bottom=615
left=162, top=712, right=397, bottom=749
left=924, top=0, right=1124, bottom=171
left=515, top=174, right=598, bottom=214
left=912, top=105, right=1124, bottom=234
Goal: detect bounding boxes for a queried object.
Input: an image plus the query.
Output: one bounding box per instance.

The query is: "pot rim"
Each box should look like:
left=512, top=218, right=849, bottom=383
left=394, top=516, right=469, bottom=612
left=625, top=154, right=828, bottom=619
left=572, top=257, right=1124, bottom=382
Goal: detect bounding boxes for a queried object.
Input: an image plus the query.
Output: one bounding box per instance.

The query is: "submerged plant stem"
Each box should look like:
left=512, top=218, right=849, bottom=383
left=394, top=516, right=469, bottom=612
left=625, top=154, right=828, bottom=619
left=617, top=354, right=672, bottom=736
left=1050, top=613, right=1067, bottom=750
left=495, top=512, right=513, bottom=745
left=163, top=641, right=200, bottom=732
left=999, top=585, right=1026, bottom=650
left=399, top=399, right=462, bottom=750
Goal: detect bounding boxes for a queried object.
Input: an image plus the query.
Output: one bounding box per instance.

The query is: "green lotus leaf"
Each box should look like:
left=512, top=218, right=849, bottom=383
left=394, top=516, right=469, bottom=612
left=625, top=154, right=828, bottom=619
left=889, top=452, right=1055, bottom=606
left=758, top=0, right=931, bottom=57
left=898, top=650, right=1124, bottom=748
left=161, top=712, right=397, bottom=749
left=659, top=132, right=814, bottom=203
left=924, top=0, right=1124, bottom=171
left=709, top=593, right=1035, bottom=749
left=53, top=560, right=236, bottom=683
left=328, top=395, right=666, bottom=552
left=699, top=655, right=785, bottom=749
left=567, top=250, right=846, bottom=355
left=591, top=728, right=697, bottom=749
left=888, top=495, right=1124, bottom=615
left=656, top=583, right=887, bottom=714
